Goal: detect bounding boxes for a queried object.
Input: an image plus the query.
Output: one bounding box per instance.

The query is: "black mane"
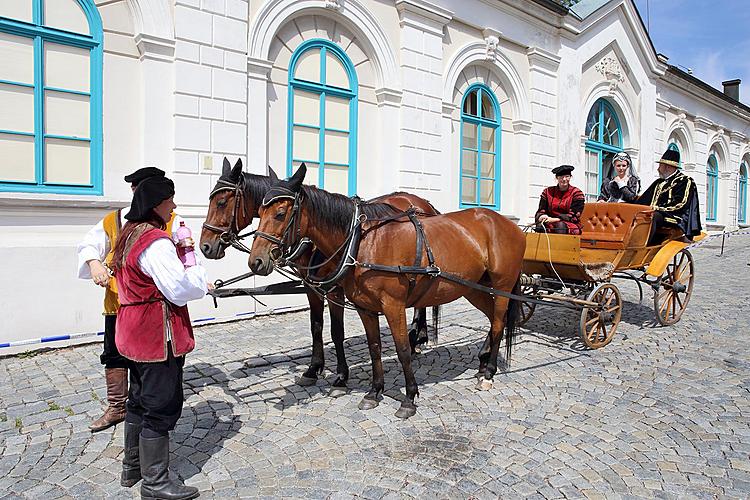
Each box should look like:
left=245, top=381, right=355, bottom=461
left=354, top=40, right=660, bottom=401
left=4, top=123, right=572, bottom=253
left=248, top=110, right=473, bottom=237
left=302, top=185, right=400, bottom=234
left=242, top=172, right=273, bottom=206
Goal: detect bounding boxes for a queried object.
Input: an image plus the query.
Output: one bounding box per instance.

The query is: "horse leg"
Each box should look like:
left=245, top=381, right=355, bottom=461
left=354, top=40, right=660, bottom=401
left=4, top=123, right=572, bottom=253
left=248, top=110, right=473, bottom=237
left=327, top=288, right=348, bottom=397
left=408, top=308, right=429, bottom=354
left=357, top=309, right=384, bottom=410
left=298, top=290, right=325, bottom=386
left=477, top=295, right=511, bottom=390
left=465, top=290, right=496, bottom=380
left=383, top=305, right=419, bottom=419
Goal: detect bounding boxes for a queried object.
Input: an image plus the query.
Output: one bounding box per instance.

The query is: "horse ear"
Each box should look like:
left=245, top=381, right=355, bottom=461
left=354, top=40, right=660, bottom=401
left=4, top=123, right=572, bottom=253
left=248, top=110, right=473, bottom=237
left=229, top=158, right=243, bottom=180
left=288, top=163, right=307, bottom=192
left=222, top=157, right=231, bottom=177
left=267, top=166, right=280, bottom=183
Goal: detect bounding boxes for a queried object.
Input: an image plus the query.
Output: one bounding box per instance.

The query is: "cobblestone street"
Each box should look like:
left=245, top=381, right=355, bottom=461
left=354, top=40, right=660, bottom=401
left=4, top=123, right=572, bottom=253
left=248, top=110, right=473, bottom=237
left=1, top=236, right=749, bottom=499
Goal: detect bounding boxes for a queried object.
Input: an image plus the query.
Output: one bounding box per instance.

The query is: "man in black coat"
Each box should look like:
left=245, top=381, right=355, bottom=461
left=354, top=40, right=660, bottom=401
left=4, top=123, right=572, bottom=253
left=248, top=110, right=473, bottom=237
left=636, top=148, right=702, bottom=243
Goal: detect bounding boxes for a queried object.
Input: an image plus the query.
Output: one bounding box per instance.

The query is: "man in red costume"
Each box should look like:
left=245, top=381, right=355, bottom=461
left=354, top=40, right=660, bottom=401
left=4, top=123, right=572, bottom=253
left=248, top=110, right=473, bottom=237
left=111, top=175, right=207, bottom=500
left=534, top=165, right=586, bottom=234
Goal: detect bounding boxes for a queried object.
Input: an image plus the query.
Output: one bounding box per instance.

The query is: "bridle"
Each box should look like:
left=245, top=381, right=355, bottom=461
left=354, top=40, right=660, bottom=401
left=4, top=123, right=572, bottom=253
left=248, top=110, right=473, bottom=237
left=202, top=175, right=255, bottom=254
left=253, top=185, right=307, bottom=263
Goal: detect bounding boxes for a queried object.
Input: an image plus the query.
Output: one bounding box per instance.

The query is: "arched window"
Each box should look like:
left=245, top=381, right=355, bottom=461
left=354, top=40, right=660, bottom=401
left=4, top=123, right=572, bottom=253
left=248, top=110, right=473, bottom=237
left=0, top=0, right=103, bottom=195
left=668, top=142, right=682, bottom=167
left=739, top=162, right=747, bottom=224
left=287, top=39, right=357, bottom=196
left=584, top=98, right=623, bottom=202
left=706, top=154, right=719, bottom=221
left=460, top=84, right=501, bottom=209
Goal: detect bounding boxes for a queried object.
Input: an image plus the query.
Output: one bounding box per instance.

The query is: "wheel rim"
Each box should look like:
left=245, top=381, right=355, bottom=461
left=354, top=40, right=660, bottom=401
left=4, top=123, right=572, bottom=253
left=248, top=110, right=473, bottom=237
left=579, top=283, right=622, bottom=349
left=654, top=249, right=694, bottom=326
left=517, top=285, right=536, bottom=326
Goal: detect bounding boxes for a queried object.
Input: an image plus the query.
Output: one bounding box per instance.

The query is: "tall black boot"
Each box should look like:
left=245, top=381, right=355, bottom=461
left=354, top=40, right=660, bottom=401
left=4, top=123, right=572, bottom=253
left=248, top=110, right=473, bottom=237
left=139, top=434, right=199, bottom=500
left=121, top=421, right=142, bottom=487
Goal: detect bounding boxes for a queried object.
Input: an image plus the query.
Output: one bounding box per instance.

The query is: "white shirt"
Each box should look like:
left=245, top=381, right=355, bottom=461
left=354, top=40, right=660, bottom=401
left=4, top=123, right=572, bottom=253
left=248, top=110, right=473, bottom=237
left=76, top=210, right=183, bottom=279
left=137, top=238, right=207, bottom=307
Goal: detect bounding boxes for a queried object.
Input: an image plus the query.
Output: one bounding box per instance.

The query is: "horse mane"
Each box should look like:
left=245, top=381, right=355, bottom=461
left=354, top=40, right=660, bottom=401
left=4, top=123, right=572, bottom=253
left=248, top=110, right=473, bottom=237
left=302, top=185, right=400, bottom=234
left=242, top=172, right=273, bottom=205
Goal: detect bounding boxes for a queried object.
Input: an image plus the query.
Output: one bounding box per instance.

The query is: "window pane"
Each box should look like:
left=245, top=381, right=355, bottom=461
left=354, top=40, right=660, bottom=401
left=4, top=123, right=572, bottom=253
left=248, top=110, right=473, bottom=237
left=0, top=83, right=34, bottom=133
left=461, top=149, right=477, bottom=176
left=45, top=90, right=90, bottom=138
left=45, top=138, right=90, bottom=184
left=44, top=0, right=90, bottom=35
left=325, top=51, right=349, bottom=90
left=461, top=177, right=477, bottom=204
left=462, top=122, right=477, bottom=149
left=325, top=95, right=349, bottom=130
left=480, top=126, right=495, bottom=152
left=45, top=43, right=90, bottom=92
left=324, top=130, right=348, bottom=165
left=0, top=133, right=35, bottom=182
left=0, top=33, right=34, bottom=85
left=585, top=105, right=599, bottom=140
left=292, top=126, right=319, bottom=162
left=324, top=164, right=348, bottom=195
left=0, top=1, right=33, bottom=23
left=293, top=161, right=317, bottom=187
left=293, top=89, right=319, bottom=127
left=480, top=152, right=495, bottom=177
left=480, top=180, right=495, bottom=205
left=294, top=48, right=320, bottom=83
left=480, top=91, right=495, bottom=121
left=462, top=89, right=478, bottom=117
left=585, top=150, right=599, bottom=202
left=602, top=106, right=620, bottom=147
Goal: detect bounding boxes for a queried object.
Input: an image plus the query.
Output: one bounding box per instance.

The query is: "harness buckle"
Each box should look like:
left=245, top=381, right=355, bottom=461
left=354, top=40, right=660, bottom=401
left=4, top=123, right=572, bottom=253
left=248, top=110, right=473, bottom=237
left=425, top=265, right=441, bottom=277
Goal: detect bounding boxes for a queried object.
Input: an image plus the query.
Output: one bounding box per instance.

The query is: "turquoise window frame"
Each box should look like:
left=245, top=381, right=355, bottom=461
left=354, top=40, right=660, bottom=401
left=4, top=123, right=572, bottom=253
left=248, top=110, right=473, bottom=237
left=0, top=0, right=103, bottom=195
left=706, top=154, right=719, bottom=222
left=584, top=98, right=623, bottom=202
left=459, top=83, right=501, bottom=210
left=739, top=162, right=747, bottom=224
left=668, top=142, right=682, bottom=167
left=286, top=39, right=358, bottom=196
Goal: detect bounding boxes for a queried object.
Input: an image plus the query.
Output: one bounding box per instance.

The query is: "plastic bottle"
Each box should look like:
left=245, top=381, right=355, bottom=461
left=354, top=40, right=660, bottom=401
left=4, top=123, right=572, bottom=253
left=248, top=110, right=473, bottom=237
left=176, top=221, right=196, bottom=268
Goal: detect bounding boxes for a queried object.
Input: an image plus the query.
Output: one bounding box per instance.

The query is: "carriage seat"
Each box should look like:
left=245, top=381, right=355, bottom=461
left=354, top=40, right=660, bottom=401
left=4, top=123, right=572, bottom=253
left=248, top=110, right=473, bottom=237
left=580, top=203, right=653, bottom=249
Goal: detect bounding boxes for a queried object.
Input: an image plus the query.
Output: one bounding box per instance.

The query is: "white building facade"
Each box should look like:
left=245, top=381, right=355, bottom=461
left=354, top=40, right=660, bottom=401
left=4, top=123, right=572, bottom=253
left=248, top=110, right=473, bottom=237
left=1, top=0, right=749, bottom=345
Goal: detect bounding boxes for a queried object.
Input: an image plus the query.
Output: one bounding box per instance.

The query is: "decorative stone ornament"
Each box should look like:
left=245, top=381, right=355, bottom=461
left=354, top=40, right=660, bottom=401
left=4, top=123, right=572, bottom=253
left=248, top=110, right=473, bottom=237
left=325, top=0, right=342, bottom=11
left=596, top=56, right=626, bottom=94
left=482, top=28, right=501, bottom=62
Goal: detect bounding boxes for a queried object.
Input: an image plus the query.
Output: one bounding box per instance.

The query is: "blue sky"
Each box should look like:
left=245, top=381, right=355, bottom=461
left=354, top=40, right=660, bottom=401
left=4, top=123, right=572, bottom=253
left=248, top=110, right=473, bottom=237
left=632, top=0, right=750, bottom=105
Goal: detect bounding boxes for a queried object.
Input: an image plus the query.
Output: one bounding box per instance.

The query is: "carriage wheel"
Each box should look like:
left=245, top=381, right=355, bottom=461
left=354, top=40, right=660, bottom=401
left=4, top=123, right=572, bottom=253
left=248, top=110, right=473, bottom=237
left=516, top=285, right=536, bottom=327
left=653, top=249, right=694, bottom=326
left=579, top=283, right=622, bottom=349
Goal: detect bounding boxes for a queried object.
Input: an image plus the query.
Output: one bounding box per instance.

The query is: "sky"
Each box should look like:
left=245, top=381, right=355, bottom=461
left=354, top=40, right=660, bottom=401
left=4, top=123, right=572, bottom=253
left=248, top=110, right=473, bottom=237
left=631, top=0, right=750, bottom=105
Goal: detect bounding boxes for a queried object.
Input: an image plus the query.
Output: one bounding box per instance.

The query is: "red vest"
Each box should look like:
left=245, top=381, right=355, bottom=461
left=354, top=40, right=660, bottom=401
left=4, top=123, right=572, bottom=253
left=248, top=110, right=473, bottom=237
left=115, top=227, right=195, bottom=362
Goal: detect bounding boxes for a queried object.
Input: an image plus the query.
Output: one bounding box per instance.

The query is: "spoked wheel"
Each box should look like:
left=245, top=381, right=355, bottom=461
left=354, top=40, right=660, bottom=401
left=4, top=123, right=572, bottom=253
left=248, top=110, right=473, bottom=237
left=517, top=285, right=537, bottom=327
left=579, top=283, right=622, bottom=349
left=654, top=249, right=694, bottom=326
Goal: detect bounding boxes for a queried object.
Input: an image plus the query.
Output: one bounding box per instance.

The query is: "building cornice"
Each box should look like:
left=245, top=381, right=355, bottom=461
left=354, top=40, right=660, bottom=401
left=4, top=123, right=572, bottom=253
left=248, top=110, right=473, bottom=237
left=135, top=33, right=175, bottom=62
left=247, top=57, right=273, bottom=81
left=396, top=0, right=452, bottom=36
left=375, top=87, right=403, bottom=108
left=526, top=46, right=560, bottom=75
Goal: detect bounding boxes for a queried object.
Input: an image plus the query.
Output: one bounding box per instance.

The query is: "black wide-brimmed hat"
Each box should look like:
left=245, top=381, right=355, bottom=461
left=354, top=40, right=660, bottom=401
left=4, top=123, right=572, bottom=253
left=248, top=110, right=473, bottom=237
left=552, top=165, right=574, bottom=176
left=657, top=148, right=680, bottom=168
left=124, top=166, right=165, bottom=186
left=125, top=176, right=175, bottom=222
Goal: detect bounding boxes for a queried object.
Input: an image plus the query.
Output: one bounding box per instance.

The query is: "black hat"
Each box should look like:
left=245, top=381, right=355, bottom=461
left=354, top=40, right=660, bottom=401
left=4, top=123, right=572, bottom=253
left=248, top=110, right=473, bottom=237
left=124, top=166, right=165, bottom=186
left=552, top=165, right=574, bottom=176
left=125, top=176, right=175, bottom=222
left=657, top=148, right=680, bottom=168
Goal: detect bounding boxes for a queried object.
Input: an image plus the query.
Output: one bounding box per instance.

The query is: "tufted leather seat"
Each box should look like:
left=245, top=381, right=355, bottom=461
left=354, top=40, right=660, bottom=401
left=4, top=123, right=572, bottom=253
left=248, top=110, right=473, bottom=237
left=580, top=202, right=653, bottom=249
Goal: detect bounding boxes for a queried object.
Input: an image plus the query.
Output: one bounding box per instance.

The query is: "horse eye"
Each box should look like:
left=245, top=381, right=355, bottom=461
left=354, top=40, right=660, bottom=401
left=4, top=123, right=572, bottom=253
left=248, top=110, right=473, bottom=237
left=217, top=199, right=227, bottom=208
left=274, top=211, right=286, bottom=221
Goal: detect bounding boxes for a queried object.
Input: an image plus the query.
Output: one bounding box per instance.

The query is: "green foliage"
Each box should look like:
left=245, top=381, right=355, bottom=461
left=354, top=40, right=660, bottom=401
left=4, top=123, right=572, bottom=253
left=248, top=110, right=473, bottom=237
left=0, top=414, right=6, bottom=423
left=91, top=391, right=100, bottom=402
left=64, top=407, right=74, bottom=416
left=47, top=402, right=61, bottom=411
left=14, top=417, right=22, bottom=429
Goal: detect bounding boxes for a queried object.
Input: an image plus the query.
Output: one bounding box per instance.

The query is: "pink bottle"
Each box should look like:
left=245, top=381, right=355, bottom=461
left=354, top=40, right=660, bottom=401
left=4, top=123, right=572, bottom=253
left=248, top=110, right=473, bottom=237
left=176, top=221, right=196, bottom=268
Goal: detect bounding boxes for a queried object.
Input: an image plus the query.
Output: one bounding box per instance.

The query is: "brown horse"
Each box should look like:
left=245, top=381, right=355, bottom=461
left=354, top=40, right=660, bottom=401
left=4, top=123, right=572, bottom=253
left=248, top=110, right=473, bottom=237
left=200, top=158, right=440, bottom=394
left=248, top=165, right=526, bottom=418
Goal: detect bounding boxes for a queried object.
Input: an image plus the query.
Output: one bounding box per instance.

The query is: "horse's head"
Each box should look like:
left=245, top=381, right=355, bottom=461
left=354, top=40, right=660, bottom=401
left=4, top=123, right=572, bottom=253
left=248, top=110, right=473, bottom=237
left=200, top=157, right=253, bottom=259
left=249, top=164, right=307, bottom=275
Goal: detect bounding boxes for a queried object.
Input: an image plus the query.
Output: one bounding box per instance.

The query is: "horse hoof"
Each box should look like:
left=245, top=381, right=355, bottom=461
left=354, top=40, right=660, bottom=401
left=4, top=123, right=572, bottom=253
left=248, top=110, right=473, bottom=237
left=475, top=378, right=493, bottom=391
left=296, top=375, right=317, bottom=387
left=395, top=405, right=417, bottom=419
left=329, top=386, right=348, bottom=398
left=474, top=370, right=485, bottom=380
left=358, top=398, right=379, bottom=410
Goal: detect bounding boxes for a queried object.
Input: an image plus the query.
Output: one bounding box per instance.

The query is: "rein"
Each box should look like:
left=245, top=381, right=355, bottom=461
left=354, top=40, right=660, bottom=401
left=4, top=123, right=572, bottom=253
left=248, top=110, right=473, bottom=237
left=202, top=176, right=256, bottom=253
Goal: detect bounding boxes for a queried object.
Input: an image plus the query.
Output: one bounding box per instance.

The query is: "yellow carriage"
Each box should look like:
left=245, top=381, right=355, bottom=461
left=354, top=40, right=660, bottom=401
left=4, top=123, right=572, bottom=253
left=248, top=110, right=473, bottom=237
left=520, top=202, right=704, bottom=349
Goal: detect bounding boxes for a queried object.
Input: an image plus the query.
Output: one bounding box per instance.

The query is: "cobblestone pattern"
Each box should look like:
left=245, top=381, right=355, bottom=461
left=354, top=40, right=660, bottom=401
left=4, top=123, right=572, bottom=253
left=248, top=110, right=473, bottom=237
left=0, top=238, right=748, bottom=499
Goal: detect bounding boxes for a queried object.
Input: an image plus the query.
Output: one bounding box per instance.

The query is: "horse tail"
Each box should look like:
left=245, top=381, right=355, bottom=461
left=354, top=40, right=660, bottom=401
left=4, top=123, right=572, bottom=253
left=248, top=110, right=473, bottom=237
left=504, top=278, right=522, bottom=366
left=430, top=305, right=440, bottom=345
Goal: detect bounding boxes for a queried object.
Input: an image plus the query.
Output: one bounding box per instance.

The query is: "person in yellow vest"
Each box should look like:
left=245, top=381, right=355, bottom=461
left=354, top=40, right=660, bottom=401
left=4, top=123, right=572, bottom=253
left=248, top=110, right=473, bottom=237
left=77, top=167, right=182, bottom=432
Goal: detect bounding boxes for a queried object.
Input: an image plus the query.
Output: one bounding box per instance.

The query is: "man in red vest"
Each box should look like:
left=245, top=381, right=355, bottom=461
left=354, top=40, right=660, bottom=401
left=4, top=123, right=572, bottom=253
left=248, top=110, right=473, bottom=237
left=111, top=175, right=206, bottom=500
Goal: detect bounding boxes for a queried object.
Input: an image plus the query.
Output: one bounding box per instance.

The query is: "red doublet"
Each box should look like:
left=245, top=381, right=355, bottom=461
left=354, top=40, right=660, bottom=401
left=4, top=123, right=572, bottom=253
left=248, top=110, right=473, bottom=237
left=536, top=185, right=585, bottom=235
left=115, top=228, right=195, bottom=362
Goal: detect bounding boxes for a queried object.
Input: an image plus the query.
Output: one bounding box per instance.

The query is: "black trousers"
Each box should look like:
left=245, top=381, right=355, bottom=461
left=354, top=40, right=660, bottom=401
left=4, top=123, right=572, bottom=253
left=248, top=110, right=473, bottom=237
left=648, top=211, right=682, bottom=245
left=125, top=346, right=185, bottom=435
left=100, top=315, right=129, bottom=369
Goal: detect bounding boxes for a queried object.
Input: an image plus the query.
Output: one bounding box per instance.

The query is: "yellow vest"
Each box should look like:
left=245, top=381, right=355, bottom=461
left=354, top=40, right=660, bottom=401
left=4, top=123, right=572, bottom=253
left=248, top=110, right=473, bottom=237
left=102, top=210, right=176, bottom=315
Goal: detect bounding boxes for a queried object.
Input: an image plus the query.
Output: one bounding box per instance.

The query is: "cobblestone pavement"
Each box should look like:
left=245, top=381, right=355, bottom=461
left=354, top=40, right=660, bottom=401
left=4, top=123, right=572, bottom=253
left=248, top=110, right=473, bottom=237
left=1, top=237, right=749, bottom=499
